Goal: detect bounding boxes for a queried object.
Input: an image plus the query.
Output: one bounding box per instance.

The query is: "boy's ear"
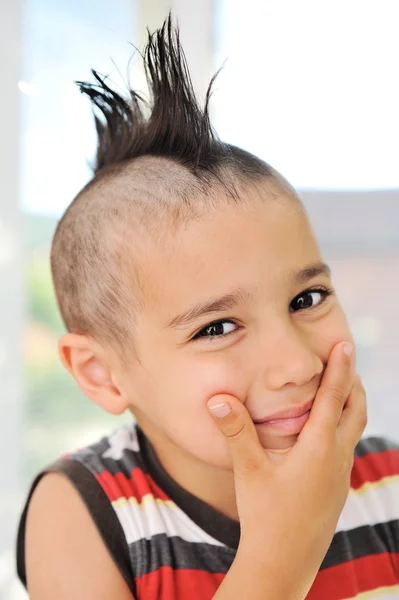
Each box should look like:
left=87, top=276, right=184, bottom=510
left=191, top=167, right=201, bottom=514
left=58, top=333, right=128, bottom=415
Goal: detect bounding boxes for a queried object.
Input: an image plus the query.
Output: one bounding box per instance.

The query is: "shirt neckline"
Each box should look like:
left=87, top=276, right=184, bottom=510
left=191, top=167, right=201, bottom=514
left=136, top=425, right=240, bottom=550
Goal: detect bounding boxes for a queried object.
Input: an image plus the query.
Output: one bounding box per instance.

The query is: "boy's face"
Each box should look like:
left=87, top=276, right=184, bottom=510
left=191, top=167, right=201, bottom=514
left=121, top=188, right=354, bottom=467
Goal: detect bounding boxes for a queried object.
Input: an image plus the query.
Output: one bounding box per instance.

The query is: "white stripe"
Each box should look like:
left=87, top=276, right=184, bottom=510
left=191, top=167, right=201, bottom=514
left=343, top=586, right=399, bottom=600
left=103, top=424, right=139, bottom=460
left=375, top=590, right=399, bottom=600
left=378, top=593, right=399, bottom=600
left=374, top=585, right=399, bottom=600
left=114, top=495, right=225, bottom=547
left=336, top=478, right=399, bottom=533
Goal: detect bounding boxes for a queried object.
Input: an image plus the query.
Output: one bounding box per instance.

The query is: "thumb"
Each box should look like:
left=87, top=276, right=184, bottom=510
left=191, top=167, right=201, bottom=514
left=207, top=395, right=268, bottom=476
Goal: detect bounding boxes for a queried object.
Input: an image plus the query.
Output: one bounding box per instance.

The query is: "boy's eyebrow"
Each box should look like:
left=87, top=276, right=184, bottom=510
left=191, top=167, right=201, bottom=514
left=166, top=262, right=331, bottom=329
left=165, top=289, right=253, bottom=329
left=291, top=262, right=331, bottom=286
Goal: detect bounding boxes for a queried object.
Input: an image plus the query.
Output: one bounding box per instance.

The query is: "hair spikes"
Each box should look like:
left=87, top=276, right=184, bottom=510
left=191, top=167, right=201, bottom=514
left=76, top=70, right=146, bottom=173
left=75, top=13, right=225, bottom=176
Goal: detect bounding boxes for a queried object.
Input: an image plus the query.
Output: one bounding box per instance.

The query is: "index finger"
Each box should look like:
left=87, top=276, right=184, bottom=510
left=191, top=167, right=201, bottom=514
left=301, top=341, right=355, bottom=443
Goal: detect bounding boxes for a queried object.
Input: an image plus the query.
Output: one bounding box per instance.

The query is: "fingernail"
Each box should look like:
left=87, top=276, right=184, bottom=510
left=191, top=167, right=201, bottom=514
left=208, top=402, right=231, bottom=418
left=343, top=343, right=353, bottom=357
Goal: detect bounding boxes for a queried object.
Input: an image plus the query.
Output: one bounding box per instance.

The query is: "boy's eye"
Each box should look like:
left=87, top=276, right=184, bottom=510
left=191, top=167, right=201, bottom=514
left=289, top=287, right=333, bottom=312
left=193, top=320, right=238, bottom=340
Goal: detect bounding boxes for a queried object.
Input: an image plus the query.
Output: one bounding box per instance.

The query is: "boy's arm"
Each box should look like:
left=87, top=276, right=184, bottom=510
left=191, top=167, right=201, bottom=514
left=25, top=472, right=135, bottom=600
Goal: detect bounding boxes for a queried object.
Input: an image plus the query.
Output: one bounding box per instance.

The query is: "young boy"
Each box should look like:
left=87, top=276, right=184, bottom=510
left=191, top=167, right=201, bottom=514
left=17, top=16, right=398, bottom=600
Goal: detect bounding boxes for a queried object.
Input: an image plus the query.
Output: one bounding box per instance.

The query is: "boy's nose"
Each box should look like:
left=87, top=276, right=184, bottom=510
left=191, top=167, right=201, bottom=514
left=261, top=330, right=323, bottom=391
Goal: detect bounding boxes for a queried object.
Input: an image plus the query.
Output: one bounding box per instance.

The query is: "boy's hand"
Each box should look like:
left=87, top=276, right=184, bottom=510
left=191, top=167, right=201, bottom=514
left=208, top=341, right=367, bottom=598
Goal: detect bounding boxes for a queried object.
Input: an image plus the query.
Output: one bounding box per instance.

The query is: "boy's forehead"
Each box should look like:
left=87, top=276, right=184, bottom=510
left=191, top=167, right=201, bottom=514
left=137, top=196, right=322, bottom=318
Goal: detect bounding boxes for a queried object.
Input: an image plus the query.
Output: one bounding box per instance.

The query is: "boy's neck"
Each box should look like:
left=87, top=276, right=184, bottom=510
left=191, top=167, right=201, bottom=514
left=135, top=411, right=239, bottom=521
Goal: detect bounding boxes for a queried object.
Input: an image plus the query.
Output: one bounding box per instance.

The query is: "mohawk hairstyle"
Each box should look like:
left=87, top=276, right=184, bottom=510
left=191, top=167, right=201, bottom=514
left=76, top=15, right=228, bottom=176
left=51, top=14, right=290, bottom=361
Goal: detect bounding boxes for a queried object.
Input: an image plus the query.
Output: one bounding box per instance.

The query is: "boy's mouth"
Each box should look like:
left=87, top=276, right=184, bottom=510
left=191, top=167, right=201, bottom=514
left=254, top=410, right=311, bottom=434
left=252, top=398, right=314, bottom=435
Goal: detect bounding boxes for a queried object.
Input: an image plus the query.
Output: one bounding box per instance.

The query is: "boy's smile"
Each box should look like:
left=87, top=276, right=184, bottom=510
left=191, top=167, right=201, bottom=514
left=252, top=396, right=315, bottom=434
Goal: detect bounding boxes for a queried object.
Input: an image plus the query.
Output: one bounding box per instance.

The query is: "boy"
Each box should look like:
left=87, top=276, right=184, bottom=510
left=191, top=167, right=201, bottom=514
left=17, top=16, right=398, bottom=600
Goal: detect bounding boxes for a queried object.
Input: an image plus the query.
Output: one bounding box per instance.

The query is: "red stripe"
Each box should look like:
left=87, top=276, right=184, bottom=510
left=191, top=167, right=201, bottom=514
left=306, top=552, right=399, bottom=600
left=351, top=449, right=399, bottom=490
left=96, top=466, right=171, bottom=504
left=135, top=567, right=224, bottom=600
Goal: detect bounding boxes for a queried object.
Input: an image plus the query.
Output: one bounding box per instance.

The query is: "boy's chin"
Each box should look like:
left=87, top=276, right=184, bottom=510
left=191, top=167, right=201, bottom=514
left=257, top=431, right=299, bottom=452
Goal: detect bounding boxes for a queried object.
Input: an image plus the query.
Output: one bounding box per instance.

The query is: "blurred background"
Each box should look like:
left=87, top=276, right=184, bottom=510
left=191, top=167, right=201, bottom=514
left=1, top=0, right=398, bottom=597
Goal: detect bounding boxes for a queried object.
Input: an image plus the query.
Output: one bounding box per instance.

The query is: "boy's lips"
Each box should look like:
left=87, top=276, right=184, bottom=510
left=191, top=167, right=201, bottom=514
left=254, top=410, right=311, bottom=434
left=252, top=398, right=314, bottom=434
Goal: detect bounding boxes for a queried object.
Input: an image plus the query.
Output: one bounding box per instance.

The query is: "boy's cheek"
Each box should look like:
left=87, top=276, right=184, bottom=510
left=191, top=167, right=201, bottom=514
left=171, top=358, right=246, bottom=409
left=312, top=321, right=357, bottom=376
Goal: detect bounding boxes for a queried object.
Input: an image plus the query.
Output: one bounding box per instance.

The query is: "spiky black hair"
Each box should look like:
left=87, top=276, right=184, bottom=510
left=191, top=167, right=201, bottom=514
left=75, top=13, right=268, bottom=181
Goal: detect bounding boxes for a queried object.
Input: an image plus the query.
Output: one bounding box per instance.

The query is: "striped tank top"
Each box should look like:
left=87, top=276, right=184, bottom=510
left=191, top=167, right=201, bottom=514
left=17, top=422, right=399, bottom=599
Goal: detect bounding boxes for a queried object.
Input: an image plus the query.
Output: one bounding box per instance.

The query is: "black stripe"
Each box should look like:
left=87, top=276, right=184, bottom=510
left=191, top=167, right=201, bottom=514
left=127, top=534, right=236, bottom=579
left=16, top=459, right=136, bottom=595
left=16, top=471, right=46, bottom=587
left=355, top=436, right=399, bottom=458
left=320, top=520, right=399, bottom=570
